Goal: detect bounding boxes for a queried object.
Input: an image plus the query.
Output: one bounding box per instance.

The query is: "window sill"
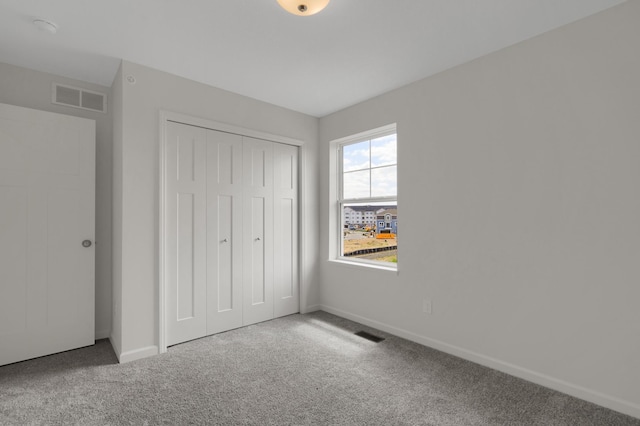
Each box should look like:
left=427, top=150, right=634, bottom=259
left=328, top=258, right=399, bottom=274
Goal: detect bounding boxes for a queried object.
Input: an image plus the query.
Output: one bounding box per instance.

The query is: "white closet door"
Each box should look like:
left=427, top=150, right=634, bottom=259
left=273, top=143, right=299, bottom=317
left=206, top=130, right=243, bottom=335
left=242, top=137, right=274, bottom=326
left=0, top=103, right=95, bottom=366
left=165, top=122, right=207, bottom=346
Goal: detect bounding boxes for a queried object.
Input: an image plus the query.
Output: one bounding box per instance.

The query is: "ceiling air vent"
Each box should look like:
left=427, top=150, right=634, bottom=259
left=52, top=83, right=107, bottom=113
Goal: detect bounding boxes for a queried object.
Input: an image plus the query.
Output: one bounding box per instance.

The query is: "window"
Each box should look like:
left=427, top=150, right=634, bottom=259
left=336, top=125, right=397, bottom=268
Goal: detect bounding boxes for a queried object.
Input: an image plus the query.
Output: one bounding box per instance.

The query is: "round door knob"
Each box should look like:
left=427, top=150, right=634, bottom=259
left=82, top=240, right=93, bottom=248
left=222, top=238, right=229, bottom=243
left=255, top=237, right=261, bottom=241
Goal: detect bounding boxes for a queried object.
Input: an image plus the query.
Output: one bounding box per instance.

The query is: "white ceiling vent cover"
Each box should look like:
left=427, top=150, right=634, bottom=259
left=52, top=83, right=107, bottom=113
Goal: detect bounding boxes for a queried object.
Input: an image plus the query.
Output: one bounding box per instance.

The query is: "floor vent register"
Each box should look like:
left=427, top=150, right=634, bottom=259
left=354, top=331, right=385, bottom=343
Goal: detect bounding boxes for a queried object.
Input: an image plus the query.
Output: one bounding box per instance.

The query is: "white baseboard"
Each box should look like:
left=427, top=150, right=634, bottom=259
left=301, top=304, right=321, bottom=314
left=95, top=329, right=110, bottom=340
left=108, top=333, right=158, bottom=364
left=118, top=345, right=159, bottom=364
left=319, top=304, right=640, bottom=420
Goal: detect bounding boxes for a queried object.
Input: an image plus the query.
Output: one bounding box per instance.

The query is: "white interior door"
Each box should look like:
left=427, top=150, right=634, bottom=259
left=242, top=137, right=274, bottom=326
left=206, top=129, right=243, bottom=335
left=273, top=143, right=299, bottom=317
left=165, top=121, right=207, bottom=346
left=0, top=103, right=95, bottom=366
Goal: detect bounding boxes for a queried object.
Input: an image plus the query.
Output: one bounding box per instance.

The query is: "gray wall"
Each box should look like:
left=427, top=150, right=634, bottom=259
left=112, top=61, right=320, bottom=360
left=0, top=61, right=113, bottom=340
left=319, top=1, right=640, bottom=417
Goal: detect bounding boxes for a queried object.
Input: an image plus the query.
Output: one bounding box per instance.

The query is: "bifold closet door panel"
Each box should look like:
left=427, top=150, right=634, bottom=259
left=273, top=143, right=299, bottom=317
left=242, top=137, right=274, bottom=326
left=165, top=122, right=207, bottom=346
left=206, top=130, right=243, bottom=335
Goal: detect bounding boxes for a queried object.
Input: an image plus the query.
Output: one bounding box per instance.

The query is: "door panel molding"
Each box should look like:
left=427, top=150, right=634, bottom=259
left=164, top=122, right=207, bottom=346
left=242, top=138, right=274, bottom=325
left=206, top=130, right=243, bottom=335
left=273, top=143, right=300, bottom=317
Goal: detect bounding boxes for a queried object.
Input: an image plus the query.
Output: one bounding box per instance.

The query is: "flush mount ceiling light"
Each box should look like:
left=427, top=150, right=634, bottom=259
left=277, top=0, right=330, bottom=16
left=33, top=19, right=58, bottom=34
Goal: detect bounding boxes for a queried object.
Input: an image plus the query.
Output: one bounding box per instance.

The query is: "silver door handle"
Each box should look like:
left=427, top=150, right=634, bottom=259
left=255, top=237, right=261, bottom=241
left=82, top=240, right=92, bottom=248
left=222, top=238, right=229, bottom=243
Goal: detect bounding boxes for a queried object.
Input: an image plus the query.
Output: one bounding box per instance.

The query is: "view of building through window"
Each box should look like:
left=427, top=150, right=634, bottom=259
left=339, top=131, right=397, bottom=266
left=342, top=202, right=398, bottom=264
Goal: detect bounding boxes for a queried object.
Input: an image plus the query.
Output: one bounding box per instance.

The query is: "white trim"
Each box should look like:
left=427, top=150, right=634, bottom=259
left=118, top=346, right=159, bottom=364
left=298, top=144, right=308, bottom=314
left=330, top=123, right=396, bottom=146
left=318, top=305, right=640, bottom=420
left=329, top=258, right=398, bottom=274
left=163, top=111, right=304, bottom=147
left=330, top=123, right=398, bottom=269
left=158, top=110, right=306, bottom=353
left=158, top=111, right=168, bottom=354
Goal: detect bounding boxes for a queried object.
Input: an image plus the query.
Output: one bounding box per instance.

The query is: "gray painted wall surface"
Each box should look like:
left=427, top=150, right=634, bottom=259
left=319, top=1, right=640, bottom=416
left=113, top=60, right=320, bottom=357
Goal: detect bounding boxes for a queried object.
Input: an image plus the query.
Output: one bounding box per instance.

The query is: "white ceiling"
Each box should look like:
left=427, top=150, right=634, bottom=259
left=0, top=0, right=626, bottom=117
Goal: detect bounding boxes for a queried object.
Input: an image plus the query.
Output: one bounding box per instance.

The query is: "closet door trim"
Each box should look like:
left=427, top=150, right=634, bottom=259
left=158, top=110, right=305, bottom=354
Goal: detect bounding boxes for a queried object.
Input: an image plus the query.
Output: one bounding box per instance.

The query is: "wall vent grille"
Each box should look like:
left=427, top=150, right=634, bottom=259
left=52, top=83, right=107, bottom=113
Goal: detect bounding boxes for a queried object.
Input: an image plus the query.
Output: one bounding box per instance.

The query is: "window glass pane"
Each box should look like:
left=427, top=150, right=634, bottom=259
left=371, top=165, right=397, bottom=197
left=342, top=140, right=370, bottom=172
left=370, top=135, right=396, bottom=168
left=343, top=170, right=370, bottom=199
left=336, top=129, right=397, bottom=268
left=341, top=202, right=397, bottom=265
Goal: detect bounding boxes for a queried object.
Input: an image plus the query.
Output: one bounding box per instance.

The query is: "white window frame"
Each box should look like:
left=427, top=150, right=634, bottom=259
left=329, top=123, right=398, bottom=271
